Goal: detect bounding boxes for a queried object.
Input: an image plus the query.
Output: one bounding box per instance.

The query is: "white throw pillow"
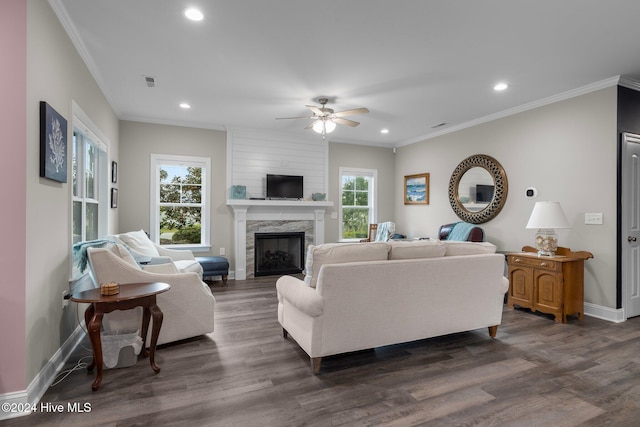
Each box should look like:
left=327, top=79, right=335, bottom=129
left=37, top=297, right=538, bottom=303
left=443, top=241, right=497, bottom=256
left=388, top=240, right=446, bottom=260
left=304, top=242, right=391, bottom=288
left=117, top=230, right=159, bottom=257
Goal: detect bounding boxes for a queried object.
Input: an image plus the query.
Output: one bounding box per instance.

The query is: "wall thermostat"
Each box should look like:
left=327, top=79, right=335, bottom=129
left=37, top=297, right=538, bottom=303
left=525, top=187, right=537, bottom=198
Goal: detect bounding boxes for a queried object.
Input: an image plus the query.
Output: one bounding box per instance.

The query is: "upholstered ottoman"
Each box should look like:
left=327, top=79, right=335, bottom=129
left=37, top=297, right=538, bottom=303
left=196, top=256, right=229, bottom=285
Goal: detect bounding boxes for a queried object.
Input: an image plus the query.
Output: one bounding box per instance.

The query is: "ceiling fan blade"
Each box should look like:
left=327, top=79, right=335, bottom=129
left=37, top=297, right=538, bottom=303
left=276, top=115, right=313, bottom=120
left=305, top=105, right=325, bottom=116
left=332, top=107, right=369, bottom=117
left=332, top=117, right=360, bottom=127
left=304, top=120, right=317, bottom=130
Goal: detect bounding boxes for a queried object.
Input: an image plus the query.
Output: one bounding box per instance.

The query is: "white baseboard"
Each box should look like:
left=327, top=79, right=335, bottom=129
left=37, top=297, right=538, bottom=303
left=584, top=302, right=626, bottom=323
left=0, top=324, right=85, bottom=421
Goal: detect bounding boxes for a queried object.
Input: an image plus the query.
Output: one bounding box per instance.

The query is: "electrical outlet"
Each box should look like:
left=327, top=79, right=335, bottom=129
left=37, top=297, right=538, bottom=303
left=220, top=247, right=226, bottom=256
left=62, top=290, right=69, bottom=309
left=585, top=213, right=603, bottom=225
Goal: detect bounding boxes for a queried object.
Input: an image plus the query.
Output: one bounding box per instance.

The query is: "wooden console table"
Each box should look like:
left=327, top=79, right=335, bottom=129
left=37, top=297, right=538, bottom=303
left=507, top=246, right=593, bottom=323
left=71, top=282, right=170, bottom=391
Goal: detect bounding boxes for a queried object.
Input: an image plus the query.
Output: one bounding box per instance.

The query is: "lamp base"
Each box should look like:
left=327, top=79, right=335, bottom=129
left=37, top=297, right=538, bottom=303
left=534, top=228, right=558, bottom=256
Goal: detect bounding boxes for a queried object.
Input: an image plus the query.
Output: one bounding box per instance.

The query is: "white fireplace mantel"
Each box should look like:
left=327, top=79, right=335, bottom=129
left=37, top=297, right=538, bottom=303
left=227, top=199, right=334, bottom=280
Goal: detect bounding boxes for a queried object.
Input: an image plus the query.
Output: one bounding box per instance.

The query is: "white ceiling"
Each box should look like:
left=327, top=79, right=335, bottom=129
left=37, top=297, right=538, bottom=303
left=52, top=0, right=640, bottom=147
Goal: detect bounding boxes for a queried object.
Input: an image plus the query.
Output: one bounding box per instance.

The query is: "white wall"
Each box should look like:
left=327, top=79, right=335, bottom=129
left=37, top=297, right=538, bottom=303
left=227, top=129, right=327, bottom=199
left=327, top=142, right=395, bottom=243
left=25, top=0, right=119, bottom=385
left=395, top=87, right=618, bottom=308
left=1, top=0, right=27, bottom=395
left=118, top=121, right=231, bottom=262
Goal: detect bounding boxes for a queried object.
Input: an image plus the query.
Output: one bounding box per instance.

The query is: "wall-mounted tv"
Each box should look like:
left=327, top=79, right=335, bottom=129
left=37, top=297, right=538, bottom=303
left=266, top=174, right=304, bottom=199
left=476, top=184, right=494, bottom=203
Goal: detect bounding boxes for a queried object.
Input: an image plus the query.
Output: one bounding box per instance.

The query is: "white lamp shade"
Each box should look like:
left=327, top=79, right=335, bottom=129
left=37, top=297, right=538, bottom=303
left=526, top=201, right=571, bottom=229
left=312, top=118, right=336, bottom=134
left=312, top=120, right=324, bottom=133
left=324, top=119, right=336, bottom=133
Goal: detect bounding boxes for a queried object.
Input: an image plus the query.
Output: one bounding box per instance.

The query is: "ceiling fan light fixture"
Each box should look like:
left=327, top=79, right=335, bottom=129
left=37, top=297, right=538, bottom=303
left=312, top=118, right=336, bottom=134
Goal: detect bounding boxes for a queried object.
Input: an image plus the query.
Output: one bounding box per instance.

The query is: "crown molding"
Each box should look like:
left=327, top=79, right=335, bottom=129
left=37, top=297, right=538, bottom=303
left=397, top=76, right=623, bottom=147
left=48, top=0, right=121, bottom=117
left=618, top=76, right=640, bottom=91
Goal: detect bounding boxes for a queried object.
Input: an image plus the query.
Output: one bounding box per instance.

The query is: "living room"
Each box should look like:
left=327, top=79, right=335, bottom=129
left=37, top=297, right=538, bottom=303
left=3, top=0, right=640, bottom=424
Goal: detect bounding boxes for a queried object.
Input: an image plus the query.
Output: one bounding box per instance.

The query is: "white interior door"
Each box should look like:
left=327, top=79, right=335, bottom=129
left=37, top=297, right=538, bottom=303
left=622, top=132, right=640, bottom=318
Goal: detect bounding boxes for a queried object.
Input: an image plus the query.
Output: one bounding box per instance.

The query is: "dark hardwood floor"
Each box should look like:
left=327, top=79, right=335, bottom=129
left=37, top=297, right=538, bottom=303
left=6, top=276, right=640, bottom=426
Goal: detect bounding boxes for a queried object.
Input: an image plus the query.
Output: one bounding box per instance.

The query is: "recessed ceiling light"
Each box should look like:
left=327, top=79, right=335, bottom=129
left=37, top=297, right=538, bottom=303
left=380, top=129, right=389, bottom=134
left=184, top=8, right=204, bottom=21
left=494, top=82, right=509, bottom=91
left=179, top=103, right=191, bottom=109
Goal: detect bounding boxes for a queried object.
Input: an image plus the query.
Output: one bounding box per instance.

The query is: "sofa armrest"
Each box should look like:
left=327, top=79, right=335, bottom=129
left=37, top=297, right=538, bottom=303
left=276, top=275, right=324, bottom=317
left=501, top=276, right=509, bottom=294
left=143, top=263, right=180, bottom=274
left=155, top=245, right=196, bottom=261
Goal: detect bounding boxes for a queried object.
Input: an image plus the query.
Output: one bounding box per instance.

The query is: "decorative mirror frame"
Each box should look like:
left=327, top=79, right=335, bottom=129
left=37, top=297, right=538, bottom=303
left=448, top=154, right=508, bottom=224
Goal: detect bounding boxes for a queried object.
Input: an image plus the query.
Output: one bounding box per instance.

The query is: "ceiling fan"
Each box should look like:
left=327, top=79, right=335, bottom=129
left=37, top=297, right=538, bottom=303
left=277, top=98, right=369, bottom=136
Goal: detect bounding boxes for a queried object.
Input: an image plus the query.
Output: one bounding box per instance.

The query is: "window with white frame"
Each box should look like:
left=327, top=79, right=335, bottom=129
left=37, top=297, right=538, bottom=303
left=71, top=116, right=108, bottom=279
left=150, top=154, right=211, bottom=249
left=339, top=167, right=377, bottom=241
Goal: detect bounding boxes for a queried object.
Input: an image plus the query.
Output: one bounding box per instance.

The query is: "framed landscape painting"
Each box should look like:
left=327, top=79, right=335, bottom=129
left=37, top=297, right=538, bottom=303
left=404, top=173, right=429, bottom=205
left=39, top=101, right=68, bottom=183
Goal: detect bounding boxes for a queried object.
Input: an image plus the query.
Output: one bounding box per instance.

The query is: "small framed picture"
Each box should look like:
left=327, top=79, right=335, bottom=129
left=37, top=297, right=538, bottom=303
left=111, top=161, right=118, bottom=183
left=111, top=188, right=118, bottom=208
left=404, top=173, right=430, bottom=205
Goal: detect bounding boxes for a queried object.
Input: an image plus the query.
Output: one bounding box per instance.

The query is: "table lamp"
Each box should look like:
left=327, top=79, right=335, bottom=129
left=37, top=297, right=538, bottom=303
left=526, top=201, right=571, bottom=256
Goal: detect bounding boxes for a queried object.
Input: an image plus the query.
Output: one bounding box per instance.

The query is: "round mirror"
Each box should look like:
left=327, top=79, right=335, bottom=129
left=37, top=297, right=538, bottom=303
left=448, top=154, right=508, bottom=224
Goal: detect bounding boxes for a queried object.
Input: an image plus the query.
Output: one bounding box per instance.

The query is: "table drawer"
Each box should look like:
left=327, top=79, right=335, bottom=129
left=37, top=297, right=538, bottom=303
left=508, top=255, right=561, bottom=271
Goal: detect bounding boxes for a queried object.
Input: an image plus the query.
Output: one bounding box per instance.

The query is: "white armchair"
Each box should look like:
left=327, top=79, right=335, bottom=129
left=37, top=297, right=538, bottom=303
left=87, top=243, right=215, bottom=346
left=111, top=229, right=203, bottom=277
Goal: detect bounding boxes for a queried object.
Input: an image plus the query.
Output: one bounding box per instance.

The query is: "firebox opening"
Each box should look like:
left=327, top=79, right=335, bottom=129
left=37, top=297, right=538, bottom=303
left=254, top=232, right=305, bottom=277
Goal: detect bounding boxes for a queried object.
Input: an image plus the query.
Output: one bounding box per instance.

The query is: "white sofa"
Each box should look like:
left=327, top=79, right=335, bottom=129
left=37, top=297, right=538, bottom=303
left=276, top=240, right=508, bottom=374
left=87, top=243, right=215, bottom=346
left=110, top=229, right=203, bottom=277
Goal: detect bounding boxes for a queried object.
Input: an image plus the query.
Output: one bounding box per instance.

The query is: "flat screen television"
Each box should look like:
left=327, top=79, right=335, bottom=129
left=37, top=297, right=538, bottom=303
left=476, top=184, right=494, bottom=203
left=266, top=174, right=303, bottom=199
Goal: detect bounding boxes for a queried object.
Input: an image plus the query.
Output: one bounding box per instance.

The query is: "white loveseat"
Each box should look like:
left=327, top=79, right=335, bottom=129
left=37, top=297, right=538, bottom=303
left=110, top=230, right=203, bottom=277
left=276, top=240, right=508, bottom=374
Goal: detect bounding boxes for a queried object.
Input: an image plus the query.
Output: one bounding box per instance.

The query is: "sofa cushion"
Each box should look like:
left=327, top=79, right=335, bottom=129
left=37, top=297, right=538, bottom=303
left=388, top=240, right=446, bottom=260
left=108, top=243, right=140, bottom=269
left=116, top=230, right=159, bottom=257
left=442, top=241, right=497, bottom=256
left=304, top=242, right=391, bottom=288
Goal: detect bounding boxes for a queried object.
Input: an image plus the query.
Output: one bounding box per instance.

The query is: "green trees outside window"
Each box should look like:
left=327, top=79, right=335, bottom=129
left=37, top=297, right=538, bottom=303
left=159, top=166, right=203, bottom=245
left=341, top=175, right=372, bottom=239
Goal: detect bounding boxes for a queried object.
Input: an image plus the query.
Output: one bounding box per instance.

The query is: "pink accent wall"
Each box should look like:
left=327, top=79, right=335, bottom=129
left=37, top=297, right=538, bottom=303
left=0, top=0, right=27, bottom=394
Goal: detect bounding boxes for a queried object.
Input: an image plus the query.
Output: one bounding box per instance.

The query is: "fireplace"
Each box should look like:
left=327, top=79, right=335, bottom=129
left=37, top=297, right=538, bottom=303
left=254, top=232, right=305, bottom=277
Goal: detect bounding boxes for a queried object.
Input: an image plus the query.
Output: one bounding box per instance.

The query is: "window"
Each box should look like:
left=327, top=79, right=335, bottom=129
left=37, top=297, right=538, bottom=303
left=339, top=167, right=377, bottom=241
left=150, top=154, right=211, bottom=249
left=71, top=109, right=108, bottom=279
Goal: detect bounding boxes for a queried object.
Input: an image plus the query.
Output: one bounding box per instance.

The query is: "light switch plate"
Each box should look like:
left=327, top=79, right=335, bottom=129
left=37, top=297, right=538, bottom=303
left=585, top=213, right=603, bottom=225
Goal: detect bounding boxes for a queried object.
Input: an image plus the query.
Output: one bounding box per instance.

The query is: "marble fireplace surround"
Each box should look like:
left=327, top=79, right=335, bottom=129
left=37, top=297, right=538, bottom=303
left=227, top=200, right=334, bottom=280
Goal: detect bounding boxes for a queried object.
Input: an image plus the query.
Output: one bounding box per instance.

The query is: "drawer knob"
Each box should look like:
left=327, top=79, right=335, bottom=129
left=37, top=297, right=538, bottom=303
left=541, top=262, right=548, bottom=267
left=514, top=258, right=522, bottom=263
